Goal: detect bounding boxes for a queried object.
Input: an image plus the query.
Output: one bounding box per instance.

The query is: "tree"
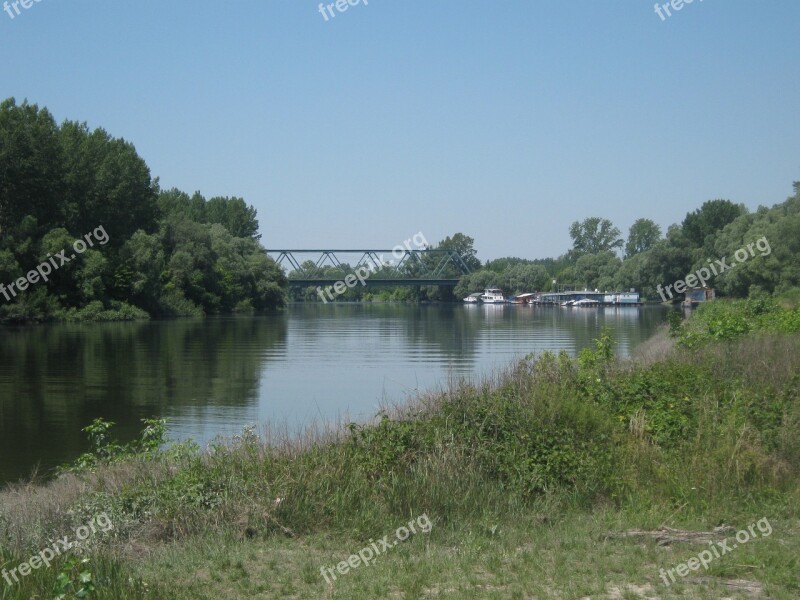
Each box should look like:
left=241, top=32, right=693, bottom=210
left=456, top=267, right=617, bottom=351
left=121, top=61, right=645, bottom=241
left=639, top=238, right=693, bottom=300
left=59, top=120, right=159, bottom=246
left=454, top=270, right=503, bottom=299
left=117, top=230, right=165, bottom=314
left=206, top=196, right=260, bottom=240
left=625, top=218, right=662, bottom=257
left=681, top=199, right=747, bottom=249
left=0, top=98, right=287, bottom=322
left=0, top=99, right=66, bottom=235
left=483, top=257, right=531, bottom=273
left=434, top=233, right=481, bottom=272
left=574, top=251, right=621, bottom=290
left=569, top=218, right=623, bottom=256
left=505, top=264, right=549, bottom=294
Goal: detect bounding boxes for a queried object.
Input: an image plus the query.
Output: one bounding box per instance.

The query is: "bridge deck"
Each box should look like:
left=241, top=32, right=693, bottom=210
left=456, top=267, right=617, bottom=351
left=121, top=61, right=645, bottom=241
left=288, top=278, right=461, bottom=287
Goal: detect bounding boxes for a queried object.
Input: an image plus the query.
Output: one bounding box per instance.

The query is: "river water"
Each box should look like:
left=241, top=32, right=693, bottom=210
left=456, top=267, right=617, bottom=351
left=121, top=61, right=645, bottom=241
left=0, top=303, right=668, bottom=485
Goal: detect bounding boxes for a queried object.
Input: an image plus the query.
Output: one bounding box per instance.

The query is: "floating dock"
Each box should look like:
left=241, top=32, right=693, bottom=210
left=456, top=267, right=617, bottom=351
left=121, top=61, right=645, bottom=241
left=536, top=291, right=641, bottom=306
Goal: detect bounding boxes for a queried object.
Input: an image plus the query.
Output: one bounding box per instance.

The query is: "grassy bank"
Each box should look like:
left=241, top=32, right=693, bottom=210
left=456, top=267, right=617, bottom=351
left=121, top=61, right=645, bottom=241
left=2, top=299, right=799, bottom=599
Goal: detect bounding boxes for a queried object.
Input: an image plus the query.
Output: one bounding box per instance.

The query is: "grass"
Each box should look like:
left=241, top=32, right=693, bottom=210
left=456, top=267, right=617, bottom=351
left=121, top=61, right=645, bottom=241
left=1, top=298, right=800, bottom=598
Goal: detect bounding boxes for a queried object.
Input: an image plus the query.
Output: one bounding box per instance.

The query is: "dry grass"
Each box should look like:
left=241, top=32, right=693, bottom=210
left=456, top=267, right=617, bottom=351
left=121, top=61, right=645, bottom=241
left=627, top=325, right=676, bottom=367
left=0, top=459, right=167, bottom=552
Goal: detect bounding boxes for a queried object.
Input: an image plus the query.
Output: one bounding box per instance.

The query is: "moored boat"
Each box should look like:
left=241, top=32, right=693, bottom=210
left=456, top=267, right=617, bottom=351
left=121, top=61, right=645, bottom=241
left=463, top=292, right=482, bottom=303
left=480, top=288, right=506, bottom=304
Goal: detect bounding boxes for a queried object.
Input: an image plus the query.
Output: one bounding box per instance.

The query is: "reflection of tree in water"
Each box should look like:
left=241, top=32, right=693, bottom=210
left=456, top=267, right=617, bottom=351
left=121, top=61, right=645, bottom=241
left=284, top=303, right=487, bottom=362
left=0, top=316, right=288, bottom=483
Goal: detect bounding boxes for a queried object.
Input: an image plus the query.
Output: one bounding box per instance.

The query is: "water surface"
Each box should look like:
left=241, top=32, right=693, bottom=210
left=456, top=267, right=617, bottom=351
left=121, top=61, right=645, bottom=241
left=0, top=303, right=667, bottom=485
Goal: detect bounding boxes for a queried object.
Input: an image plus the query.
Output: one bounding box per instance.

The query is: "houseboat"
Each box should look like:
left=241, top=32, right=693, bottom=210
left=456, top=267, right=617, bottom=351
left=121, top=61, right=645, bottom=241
left=539, top=290, right=642, bottom=306
left=480, top=288, right=506, bottom=304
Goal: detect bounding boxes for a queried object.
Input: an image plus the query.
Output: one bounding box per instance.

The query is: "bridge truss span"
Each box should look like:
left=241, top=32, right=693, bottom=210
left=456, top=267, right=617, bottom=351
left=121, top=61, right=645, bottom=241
left=264, top=249, right=472, bottom=287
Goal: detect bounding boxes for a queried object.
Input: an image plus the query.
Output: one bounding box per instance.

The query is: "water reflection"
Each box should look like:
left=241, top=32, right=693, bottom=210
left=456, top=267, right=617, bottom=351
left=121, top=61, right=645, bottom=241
left=0, top=304, right=667, bottom=485
left=0, top=317, right=288, bottom=483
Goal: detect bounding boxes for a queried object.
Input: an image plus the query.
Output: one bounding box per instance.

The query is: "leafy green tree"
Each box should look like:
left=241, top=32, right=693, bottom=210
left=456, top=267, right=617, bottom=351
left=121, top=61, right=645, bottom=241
left=625, top=218, right=662, bottom=257
left=0, top=98, right=287, bottom=322
left=569, top=218, right=623, bottom=256
left=76, top=250, right=108, bottom=302
left=505, top=264, right=549, bottom=294
left=39, top=228, right=82, bottom=305
left=680, top=199, right=747, bottom=250
left=705, top=184, right=800, bottom=296
left=483, top=257, right=532, bottom=273
left=574, top=251, right=621, bottom=290
left=117, top=230, right=166, bottom=314
left=59, top=120, right=159, bottom=246
left=206, top=197, right=260, bottom=240
left=433, top=233, right=481, bottom=272
left=0, top=99, right=66, bottom=236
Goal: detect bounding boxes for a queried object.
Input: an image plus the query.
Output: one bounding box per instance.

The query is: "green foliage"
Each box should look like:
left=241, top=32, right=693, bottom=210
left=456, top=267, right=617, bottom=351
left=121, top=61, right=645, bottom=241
left=57, top=301, right=150, bottom=322
left=625, top=218, right=662, bottom=257
left=0, top=98, right=287, bottom=323
left=574, top=251, right=621, bottom=291
left=0, top=99, right=66, bottom=234
left=63, top=418, right=168, bottom=473
left=666, top=310, right=682, bottom=337
left=680, top=199, right=747, bottom=250
left=460, top=183, right=799, bottom=303
left=433, top=233, right=480, bottom=272
left=53, top=557, right=97, bottom=600
left=347, top=413, right=425, bottom=479
left=672, top=298, right=800, bottom=348
left=577, top=328, right=615, bottom=369
left=569, top=217, right=623, bottom=255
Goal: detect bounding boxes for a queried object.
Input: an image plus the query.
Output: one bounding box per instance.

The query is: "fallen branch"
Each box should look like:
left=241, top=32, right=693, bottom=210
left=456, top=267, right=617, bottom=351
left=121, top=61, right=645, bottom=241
left=605, top=525, right=735, bottom=546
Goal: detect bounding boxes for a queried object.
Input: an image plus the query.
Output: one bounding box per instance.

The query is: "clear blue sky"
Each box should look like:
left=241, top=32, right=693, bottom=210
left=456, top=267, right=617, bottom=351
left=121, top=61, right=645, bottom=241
left=4, top=1, right=799, bottom=260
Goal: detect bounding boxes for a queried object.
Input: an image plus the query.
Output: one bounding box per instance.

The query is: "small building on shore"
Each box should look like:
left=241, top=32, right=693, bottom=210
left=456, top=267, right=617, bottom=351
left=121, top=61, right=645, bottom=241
left=683, top=287, right=715, bottom=306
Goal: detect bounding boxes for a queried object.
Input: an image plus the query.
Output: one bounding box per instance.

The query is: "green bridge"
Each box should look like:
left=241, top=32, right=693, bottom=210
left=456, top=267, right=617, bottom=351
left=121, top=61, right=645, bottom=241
left=264, top=249, right=472, bottom=287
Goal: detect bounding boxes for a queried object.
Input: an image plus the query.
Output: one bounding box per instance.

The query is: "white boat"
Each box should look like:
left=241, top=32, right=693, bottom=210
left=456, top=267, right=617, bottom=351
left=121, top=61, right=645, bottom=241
left=511, top=293, right=537, bottom=305
left=480, top=288, right=506, bottom=304
left=463, top=293, right=482, bottom=303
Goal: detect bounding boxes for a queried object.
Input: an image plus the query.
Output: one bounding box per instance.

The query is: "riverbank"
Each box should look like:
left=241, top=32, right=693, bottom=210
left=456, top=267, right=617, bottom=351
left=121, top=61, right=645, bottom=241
left=1, top=299, right=799, bottom=599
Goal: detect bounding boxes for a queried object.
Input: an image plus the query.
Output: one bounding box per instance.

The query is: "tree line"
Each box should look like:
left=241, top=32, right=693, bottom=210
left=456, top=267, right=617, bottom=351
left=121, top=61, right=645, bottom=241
left=3, top=98, right=796, bottom=316
left=0, top=98, right=286, bottom=322
left=455, top=185, right=800, bottom=301
left=291, top=185, right=800, bottom=303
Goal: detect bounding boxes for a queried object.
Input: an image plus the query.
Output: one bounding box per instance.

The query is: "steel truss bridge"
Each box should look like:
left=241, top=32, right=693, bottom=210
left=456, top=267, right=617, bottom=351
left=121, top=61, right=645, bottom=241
left=264, top=249, right=472, bottom=287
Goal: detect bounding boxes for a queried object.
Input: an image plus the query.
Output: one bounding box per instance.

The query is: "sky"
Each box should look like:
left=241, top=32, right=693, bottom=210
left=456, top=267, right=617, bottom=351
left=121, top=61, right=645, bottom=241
left=3, top=0, right=799, bottom=261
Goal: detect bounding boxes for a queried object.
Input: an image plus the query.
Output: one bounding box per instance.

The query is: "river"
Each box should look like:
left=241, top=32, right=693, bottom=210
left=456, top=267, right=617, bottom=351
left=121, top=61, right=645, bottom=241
left=0, top=303, right=668, bottom=485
